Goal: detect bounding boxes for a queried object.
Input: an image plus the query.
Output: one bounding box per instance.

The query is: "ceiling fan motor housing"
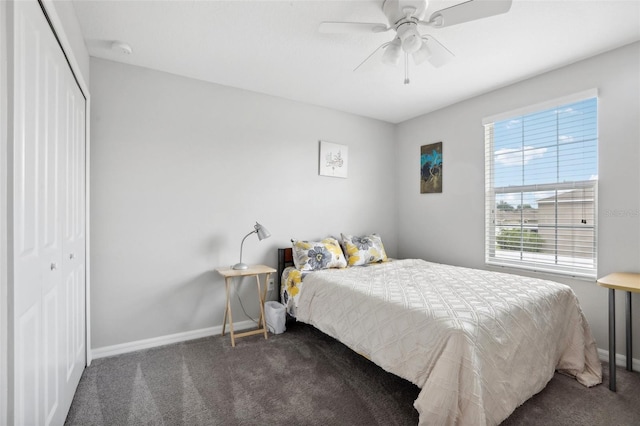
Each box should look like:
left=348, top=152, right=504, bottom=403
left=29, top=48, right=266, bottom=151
left=383, top=0, right=428, bottom=24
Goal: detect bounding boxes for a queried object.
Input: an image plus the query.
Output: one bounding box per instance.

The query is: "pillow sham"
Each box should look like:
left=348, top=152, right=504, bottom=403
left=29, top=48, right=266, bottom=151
left=291, top=238, right=347, bottom=271
left=341, top=233, right=388, bottom=266
left=281, top=267, right=307, bottom=318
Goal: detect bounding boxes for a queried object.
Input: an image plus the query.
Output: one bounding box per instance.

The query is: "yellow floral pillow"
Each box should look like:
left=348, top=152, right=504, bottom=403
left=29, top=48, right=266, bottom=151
left=281, top=267, right=305, bottom=317
left=291, top=238, right=347, bottom=271
left=341, top=233, right=388, bottom=266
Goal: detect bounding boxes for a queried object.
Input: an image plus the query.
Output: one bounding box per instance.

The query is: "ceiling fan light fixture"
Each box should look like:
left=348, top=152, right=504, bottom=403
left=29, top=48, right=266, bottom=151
left=382, top=37, right=402, bottom=66
left=397, top=24, right=422, bottom=54
left=318, top=0, right=514, bottom=82
left=413, top=39, right=432, bottom=65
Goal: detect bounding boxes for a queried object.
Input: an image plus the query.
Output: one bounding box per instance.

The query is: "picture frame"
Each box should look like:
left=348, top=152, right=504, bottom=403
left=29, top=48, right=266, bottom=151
left=319, top=140, right=348, bottom=178
left=420, top=142, right=443, bottom=193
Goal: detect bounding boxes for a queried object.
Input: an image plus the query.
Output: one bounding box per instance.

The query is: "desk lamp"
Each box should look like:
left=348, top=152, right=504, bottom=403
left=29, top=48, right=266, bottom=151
left=233, top=222, right=271, bottom=270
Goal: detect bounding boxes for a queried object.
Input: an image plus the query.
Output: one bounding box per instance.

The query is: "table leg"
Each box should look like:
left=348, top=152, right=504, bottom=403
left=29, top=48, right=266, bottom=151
left=257, top=276, right=264, bottom=327
left=626, top=291, right=633, bottom=371
left=222, top=277, right=229, bottom=336
left=257, top=272, right=271, bottom=326
left=609, top=288, right=616, bottom=391
left=256, top=275, right=268, bottom=340
left=263, top=272, right=271, bottom=306
left=227, top=277, right=236, bottom=347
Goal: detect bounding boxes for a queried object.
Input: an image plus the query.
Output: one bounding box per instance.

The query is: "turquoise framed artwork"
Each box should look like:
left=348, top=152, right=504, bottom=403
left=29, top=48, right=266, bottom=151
left=420, top=142, right=442, bottom=193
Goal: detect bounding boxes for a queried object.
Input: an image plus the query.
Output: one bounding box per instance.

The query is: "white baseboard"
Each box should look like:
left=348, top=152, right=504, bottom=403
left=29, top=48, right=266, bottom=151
left=93, top=326, right=640, bottom=373
left=597, top=348, right=640, bottom=371
left=91, top=320, right=257, bottom=360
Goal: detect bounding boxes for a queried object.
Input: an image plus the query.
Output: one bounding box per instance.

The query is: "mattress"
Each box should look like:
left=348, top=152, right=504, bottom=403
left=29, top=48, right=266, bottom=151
left=289, top=259, right=602, bottom=425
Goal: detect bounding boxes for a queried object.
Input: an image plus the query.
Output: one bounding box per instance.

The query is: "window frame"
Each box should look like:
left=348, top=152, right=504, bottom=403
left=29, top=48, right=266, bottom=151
left=483, top=90, right=599, bottom=279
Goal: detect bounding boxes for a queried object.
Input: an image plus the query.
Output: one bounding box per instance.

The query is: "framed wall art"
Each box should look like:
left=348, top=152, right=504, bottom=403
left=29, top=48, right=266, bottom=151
left=420, top=142, right=442, bottom=193
left=319, top=140, right=348, bottom=178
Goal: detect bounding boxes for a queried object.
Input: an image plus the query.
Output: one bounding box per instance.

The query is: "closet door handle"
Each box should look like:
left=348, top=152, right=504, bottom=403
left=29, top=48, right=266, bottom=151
left=69, top=253, right=75, bottom=260
left=50, top=262, right=57, bottom=271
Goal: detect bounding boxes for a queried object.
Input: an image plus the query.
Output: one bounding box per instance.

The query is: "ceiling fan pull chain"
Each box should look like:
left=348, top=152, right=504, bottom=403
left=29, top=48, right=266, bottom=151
left=404, top=52, right=410, bottom=85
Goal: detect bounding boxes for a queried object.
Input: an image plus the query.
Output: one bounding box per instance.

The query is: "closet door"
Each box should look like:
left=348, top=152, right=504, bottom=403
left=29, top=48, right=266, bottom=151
left=60, top=58, right=86, bottom=418
left=12, top=1, right=86, bottom=424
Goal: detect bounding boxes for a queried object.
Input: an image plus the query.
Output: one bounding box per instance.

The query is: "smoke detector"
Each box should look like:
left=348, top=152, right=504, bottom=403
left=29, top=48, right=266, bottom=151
left=111, top=41, right=132, bottom=55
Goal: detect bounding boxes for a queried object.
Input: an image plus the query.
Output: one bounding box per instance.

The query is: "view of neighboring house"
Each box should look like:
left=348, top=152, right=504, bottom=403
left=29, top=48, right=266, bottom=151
left=495, top=186, right=596, bottom=261
left=537, top=187, right=596, bottom=259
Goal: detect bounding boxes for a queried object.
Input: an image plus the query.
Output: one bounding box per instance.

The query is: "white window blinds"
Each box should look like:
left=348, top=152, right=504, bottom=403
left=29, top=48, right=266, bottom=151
left=484, top=95, right=598, bottom=278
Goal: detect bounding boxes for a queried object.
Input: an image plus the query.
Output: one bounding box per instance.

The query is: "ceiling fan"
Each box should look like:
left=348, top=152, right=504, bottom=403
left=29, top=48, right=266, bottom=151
left=319, top=0, right=513, bottom=84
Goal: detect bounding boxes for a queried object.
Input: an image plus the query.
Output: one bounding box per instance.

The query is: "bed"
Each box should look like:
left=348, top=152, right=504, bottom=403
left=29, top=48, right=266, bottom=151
left=277, top=238, right=602, bottom=426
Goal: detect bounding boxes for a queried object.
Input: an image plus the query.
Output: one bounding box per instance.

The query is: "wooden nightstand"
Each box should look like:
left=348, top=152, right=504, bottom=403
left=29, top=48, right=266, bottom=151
left=215, top=264, right=276, bottom=347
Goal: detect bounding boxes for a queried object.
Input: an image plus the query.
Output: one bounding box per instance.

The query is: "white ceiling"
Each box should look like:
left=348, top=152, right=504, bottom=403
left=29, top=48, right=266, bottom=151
left=72, top=0, right=640, bottom=124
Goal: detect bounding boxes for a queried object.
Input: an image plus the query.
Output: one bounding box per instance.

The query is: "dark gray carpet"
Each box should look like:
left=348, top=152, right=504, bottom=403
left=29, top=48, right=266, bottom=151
left=66, top=321, right=640, bottom=425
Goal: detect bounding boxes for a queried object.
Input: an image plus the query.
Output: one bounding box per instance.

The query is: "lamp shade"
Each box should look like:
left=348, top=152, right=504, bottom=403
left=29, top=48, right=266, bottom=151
left=233, top=221, right=271, bottom=270
left=255, top=222, right=271, bottom=240
left=413, top=40, right=432, bottom=65
left=398, top=24, right=422, bottom=54
left=382, top=38, right=402, bottom=66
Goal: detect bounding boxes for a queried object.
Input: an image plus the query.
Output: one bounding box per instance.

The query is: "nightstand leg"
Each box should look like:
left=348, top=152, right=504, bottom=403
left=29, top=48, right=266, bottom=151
left=609, top=288, right=616, bottom=391
left=626, top=291, right=632, bottom=371
left=263, top=272, right=271, bottom=307
left=257, top=273, right=271, bottom=326
left=222, top=277, right=229, bottom=336
left=256, top=275, right=268, bottom=340
left=226, top=277, right=236, bottom=347
left=257, top=276, right=263, bottom=326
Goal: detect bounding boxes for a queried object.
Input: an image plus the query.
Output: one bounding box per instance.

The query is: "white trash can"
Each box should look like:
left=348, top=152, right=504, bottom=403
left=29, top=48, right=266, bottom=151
left=264, top=301, right=286, bottom=334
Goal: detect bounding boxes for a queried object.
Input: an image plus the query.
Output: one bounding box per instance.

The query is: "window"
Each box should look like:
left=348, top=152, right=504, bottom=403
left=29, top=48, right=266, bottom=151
left=484, top=92, right=598, bottom=278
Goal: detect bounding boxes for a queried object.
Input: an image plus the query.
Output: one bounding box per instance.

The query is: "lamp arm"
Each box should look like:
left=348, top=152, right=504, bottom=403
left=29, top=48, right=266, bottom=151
left=238, top=229, right=257, bottom=266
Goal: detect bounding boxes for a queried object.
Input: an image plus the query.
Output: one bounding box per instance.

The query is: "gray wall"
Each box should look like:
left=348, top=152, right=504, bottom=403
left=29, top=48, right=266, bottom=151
left=90, top=41, right=639, bottom=360
left=89, top=58, right=397, bottom=349
left=395, top=42, right=640, bottom=357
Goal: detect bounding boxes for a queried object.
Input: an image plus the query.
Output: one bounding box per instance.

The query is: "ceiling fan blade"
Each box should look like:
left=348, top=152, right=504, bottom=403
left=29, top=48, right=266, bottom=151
left=423, top=35, right=454, bottom=68
left=425, top=0, right=512, bottom=28
left=353, top=42, right=390, bottom=72
left=319, top=21, right=390, bottom=34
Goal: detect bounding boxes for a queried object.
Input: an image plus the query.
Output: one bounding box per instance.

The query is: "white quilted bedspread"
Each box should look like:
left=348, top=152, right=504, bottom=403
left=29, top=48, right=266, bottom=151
left=295, top=259, right=602, bottom=425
